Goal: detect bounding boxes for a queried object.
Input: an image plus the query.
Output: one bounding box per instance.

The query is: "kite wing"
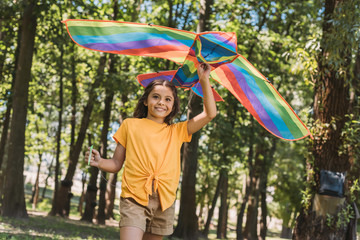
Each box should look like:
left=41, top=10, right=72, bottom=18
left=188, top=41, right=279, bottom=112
left=210, top=55, right=311, bottom=141
left=62, top=19, right=196, bottom=64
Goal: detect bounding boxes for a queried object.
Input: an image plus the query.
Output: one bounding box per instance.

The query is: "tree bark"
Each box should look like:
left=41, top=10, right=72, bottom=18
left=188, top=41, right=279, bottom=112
left=260, top=139, right=276, bottom=240
left=51, top=55, right=107, bottom=217
left=237, top=124, right=254, bottom=240
left=217, top=168, right=229, bottom=239
left=30, top=153, right=42, bottom=210
left=202, top=172, right=223, bottom=236
left=105, top=94, right=127, bottom=220
left=81, top=165, right=99, bottom=223
left=243, top=142, right=265, bottom=240
left=49, top=39, right=64, bottom=216
left=1, top=0, right=37, bottom=218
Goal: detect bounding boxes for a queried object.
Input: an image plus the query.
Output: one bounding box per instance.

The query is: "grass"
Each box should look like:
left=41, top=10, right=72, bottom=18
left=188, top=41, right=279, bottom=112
left=0, top=213, right=120, bottom=240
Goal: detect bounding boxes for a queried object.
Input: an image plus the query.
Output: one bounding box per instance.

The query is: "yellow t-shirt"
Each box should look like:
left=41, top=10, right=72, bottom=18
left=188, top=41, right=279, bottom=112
left=113, top=118, right=192, bottom=211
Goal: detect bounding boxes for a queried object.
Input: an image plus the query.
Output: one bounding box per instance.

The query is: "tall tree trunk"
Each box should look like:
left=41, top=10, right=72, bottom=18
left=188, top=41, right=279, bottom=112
left=51, top=55, right=107, bottom=217
left=293, top=0, right=356, bottom=239
left=0, top=18, right=22, bottom=175
left=217, top=168, right=229, bottom=239
left=49, top=41, right=64, bottom=216
left=173, top=94, right=202, bottom=239
left=260, top=139, right=276, bottom=240
left=202, top=172, right=223, bottom=236
left=78, top=172, right=87, bottom=215
left=97, top=1, right=118, bottom=223
left=1, top=0, right=37, bottom=218
left=42, top=158, right=54, bottom=199
left=105, top=172, right=118, bottom=219
left=105, top=93, right=127, bottom=220
left=97, top=75, right=115, bottom=224
left=243, top=144, right=265, bottom=240
left=173, top=0, right=213, bottom=238
left=31, top=153, right=42, bottom=210
left=237, top=124, right=254, bottom=240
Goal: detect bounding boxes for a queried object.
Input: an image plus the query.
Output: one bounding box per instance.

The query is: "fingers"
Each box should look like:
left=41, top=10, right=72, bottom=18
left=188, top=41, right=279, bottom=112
left=85, top=148, right=100, bottom=167
left=198, top=62, right=211, bottom=80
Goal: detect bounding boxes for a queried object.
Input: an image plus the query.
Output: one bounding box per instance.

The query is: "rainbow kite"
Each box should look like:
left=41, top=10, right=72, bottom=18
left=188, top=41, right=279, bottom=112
left=63, top=19, right=312, bottom=141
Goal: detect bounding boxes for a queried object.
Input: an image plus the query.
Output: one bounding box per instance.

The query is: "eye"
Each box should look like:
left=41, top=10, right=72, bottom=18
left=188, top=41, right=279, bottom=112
left=166, top=98, right=172, bottom=102
left=152, top=95, right=159, bottom=99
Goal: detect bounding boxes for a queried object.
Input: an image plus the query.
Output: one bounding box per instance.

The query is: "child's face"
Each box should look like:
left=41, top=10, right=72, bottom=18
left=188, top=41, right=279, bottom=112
left=145, top=85, right=175, bottom=124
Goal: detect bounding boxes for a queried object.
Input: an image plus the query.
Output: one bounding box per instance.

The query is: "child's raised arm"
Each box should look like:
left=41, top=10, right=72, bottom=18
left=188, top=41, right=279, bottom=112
left=187, top=63, right=217, bottom=135
left=85, top=143, right=125, bottom=173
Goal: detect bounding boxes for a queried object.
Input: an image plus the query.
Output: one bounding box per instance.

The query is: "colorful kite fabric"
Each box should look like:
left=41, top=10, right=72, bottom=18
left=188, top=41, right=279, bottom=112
left=63, top=19, right=312, bottom=141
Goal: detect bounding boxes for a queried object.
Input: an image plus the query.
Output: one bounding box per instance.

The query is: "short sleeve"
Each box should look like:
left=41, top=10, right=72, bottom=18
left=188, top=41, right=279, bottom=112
left=174, top=121, right=192, bottom=143
left=113, top=119, right=128, bottom=148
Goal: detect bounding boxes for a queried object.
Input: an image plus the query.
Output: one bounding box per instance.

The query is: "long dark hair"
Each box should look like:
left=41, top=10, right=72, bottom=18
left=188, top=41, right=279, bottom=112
left=133, top=79, right=180, bottom=125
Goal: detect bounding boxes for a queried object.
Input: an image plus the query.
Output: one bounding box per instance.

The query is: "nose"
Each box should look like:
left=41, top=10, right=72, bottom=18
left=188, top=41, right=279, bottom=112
left=158, top=99, right=165, bottom=105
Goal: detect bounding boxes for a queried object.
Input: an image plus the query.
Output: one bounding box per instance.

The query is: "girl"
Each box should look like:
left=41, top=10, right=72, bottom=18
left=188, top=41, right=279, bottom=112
left=85, top=62, right=216, bottom=240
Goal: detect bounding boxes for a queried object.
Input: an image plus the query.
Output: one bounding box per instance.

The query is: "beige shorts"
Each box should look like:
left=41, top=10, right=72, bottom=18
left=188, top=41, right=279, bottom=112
left=119, top=191, right=175, bottom=236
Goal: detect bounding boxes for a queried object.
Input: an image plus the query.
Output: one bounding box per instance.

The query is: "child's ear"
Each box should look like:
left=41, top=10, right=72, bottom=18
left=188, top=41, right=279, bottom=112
left=144, top=100, right=148, bottom=106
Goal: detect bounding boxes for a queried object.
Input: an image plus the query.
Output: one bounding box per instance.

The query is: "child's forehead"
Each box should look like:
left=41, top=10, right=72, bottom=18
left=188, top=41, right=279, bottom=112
left=150, top=85, right=174, bottom=96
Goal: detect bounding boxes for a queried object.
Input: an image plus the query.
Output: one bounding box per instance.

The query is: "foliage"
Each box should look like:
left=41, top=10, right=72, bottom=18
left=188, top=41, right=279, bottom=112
left=1, top=0, right=359, bottom=237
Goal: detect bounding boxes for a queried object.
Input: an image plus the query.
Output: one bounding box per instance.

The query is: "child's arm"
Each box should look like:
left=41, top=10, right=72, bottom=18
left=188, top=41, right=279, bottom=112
left=85, top=143, right=125, bottom=173
left=187, top=63, right=217, bottom=135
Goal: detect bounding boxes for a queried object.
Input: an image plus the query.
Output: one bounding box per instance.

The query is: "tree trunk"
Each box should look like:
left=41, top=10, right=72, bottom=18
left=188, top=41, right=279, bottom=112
left=49, top=42, right=64, bottom=216
left=97, top=0, right=117, bottom=217
left=105, top=93, right=127, bottom=220
left=217, top=168, right=229, bottom=239
left=51, top=55, right=107, bottom=217
left=97, top=84, right=114, bottom=224
left=1, top=0, right=37, bottom=218
left=105, top=172, right=117, bottom=219
left=30, top=154, right=42, bottom=210
left=237, top=126, right=254, bottom=240
left=202, top=172, right=223, bottom=236
left=260, top=139, right=276, bottom=240
left=81, top=166, right=99, bottom=223
left=78, top=173, right=87, bottom=215
left=0, top=17, right=20, bottom=171
left=173, top=0, right=213, bottom=238
left=242, top=174, right=260, bottom=240
left=243, top=143, right=265, bottom=240
left=173, top=94, right=202, bottom=239
left=293, top=0, right=356, bottom=239
left=42, top=158, right=54, bottom=199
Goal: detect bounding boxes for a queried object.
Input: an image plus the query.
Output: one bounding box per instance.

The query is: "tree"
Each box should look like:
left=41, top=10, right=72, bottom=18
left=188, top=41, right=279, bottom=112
left=50, top=55, right=107, bottom=216
left=293, top=0, right=360, bottom=239
left=1, top=0, right=38, bottom=218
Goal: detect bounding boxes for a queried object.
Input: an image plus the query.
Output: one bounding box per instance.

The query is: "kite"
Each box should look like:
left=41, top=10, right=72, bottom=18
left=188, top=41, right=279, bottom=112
left=62, top=19, right=312, bottom=141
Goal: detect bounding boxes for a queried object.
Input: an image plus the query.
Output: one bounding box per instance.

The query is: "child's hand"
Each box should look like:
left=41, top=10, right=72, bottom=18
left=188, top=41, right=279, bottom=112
left=197, top=62, right=211, bottom=81
left=85, top=147, right=101, bottom=167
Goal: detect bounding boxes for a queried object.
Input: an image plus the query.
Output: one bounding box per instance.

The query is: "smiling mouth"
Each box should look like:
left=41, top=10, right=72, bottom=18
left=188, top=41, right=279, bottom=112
left=155, top=107, right=166, bottom=111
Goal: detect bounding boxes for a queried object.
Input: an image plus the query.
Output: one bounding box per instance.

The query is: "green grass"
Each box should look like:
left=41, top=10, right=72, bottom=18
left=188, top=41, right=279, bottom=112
left=0, top=214, right=120, bottom=240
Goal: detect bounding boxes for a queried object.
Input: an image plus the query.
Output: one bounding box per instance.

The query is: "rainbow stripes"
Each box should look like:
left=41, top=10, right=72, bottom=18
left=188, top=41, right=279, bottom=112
left=63, top=19, right=312, bottom=141
left=63, top=20, right=196, bottom=64
left=211, top=56, right=310, bottom=140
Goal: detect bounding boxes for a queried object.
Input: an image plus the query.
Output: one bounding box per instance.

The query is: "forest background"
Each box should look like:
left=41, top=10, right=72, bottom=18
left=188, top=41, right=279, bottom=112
left=0, top=0, right=359, bottom=239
